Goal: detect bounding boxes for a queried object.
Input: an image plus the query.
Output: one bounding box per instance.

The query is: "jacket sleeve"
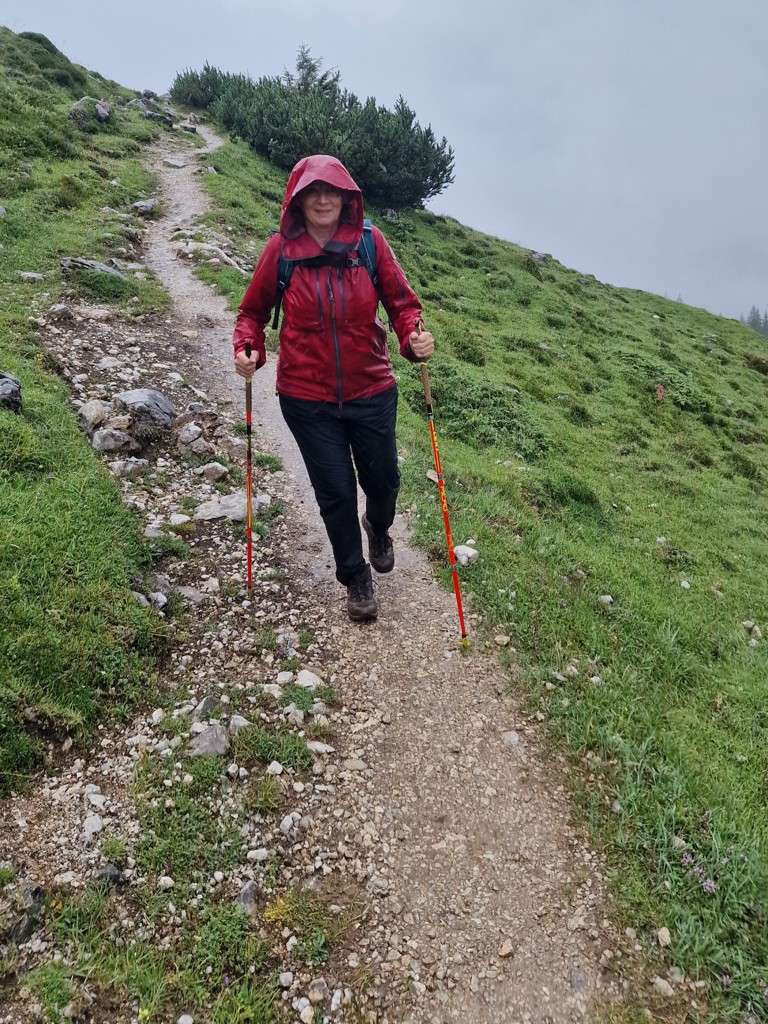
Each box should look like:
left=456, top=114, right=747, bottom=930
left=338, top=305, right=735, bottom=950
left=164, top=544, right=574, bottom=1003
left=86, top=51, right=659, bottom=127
left=232, top=234, right=281, bottom=368
left=371, top=225, right=424, bottom=363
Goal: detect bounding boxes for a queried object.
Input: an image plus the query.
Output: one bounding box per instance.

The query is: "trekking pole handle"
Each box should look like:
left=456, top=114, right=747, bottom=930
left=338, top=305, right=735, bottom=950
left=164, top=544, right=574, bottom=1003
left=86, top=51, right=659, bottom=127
left=414, top=319, right=433, bottom=405
left=420, top=362, right=432, bottom=406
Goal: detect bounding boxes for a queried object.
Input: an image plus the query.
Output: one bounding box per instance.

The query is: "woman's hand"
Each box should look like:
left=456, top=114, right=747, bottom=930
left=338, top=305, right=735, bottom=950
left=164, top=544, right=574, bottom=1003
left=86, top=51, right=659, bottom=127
left=409, top=328, right=435, bottom=360
left=235, top=349, right=260, bottom=378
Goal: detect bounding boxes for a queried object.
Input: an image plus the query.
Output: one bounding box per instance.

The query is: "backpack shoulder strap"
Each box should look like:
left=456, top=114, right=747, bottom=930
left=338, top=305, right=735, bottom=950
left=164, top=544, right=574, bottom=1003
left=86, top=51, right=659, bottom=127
left=272, top=242, right=294, bottom=331
left=359, top=219, right=393, bottom=327
left=359, top=218, right=378, bottom=288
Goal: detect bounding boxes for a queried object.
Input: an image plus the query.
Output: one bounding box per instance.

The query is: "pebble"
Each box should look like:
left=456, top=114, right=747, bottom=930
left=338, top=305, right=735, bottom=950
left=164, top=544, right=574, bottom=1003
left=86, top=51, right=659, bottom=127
left=653, top=976, right=674, bottom=997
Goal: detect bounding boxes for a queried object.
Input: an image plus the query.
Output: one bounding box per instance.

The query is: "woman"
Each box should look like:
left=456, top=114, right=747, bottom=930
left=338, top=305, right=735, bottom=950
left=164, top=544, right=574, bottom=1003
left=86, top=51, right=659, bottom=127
left=233, top=154, right=434, bottom=622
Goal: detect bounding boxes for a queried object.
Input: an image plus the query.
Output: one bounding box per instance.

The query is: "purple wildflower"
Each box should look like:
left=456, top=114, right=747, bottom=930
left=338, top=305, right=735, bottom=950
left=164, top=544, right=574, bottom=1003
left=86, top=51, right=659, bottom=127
left=681, top=852, right=694, bottom=867
left=701, top=878, right=716, bottom=894
left=721, top=974, right=731, bottom=988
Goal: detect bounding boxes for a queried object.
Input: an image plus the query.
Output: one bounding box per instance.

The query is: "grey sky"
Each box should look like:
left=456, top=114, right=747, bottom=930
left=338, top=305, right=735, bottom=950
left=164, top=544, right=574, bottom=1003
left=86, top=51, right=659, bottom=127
left=4, top=0, right=767, bottom=319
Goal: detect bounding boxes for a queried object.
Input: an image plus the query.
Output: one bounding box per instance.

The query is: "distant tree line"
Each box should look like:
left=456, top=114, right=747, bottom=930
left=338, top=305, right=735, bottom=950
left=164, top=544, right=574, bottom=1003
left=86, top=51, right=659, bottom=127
left=170, top=46, right=455, bottom=210
left=740, top=305, right=768, bottom=339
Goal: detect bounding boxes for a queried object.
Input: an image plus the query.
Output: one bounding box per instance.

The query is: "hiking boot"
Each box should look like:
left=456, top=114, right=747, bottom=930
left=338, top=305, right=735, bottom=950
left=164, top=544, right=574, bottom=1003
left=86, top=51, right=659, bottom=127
left=347, top=564, right=378, bottom=621
left=362, top=514, right=395, bottom=574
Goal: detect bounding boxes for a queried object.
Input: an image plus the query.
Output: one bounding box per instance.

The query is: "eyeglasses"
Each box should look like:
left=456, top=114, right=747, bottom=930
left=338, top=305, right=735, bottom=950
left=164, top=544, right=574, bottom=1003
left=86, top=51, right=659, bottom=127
left=301, top=182, right=343, bottom=199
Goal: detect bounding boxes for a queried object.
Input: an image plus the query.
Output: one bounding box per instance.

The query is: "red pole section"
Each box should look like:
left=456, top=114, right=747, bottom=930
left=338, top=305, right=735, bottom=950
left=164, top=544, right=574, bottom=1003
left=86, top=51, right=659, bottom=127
left=419, top=359, right=468, bottom=645
left=244, top=343, right=253, bottom=596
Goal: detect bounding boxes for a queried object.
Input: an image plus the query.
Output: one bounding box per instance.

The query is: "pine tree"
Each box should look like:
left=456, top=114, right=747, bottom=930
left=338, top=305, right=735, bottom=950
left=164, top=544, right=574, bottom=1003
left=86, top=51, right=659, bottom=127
left=746, top=306, right=762, bottom=333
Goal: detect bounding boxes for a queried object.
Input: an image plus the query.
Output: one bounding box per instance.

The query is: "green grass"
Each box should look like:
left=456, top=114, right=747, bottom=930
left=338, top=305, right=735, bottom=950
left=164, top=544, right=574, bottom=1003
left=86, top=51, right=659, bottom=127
left=133, top=754, right=242, bottom=882
left=14, top=882, right=279, bottom=1022
left=263, top=889, right=343, bottom=967
left=231, top=725, right=313, bottom=772
left=0, top=29, right=178, bottom=791
left=195, top=137, right=768, bottom=1021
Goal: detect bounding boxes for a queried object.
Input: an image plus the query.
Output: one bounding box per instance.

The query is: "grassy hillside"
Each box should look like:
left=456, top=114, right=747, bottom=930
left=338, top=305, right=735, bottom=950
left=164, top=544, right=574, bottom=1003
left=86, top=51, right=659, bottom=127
left=0, top=28, right=170, bottom=790
left=197, top=139, right=768, bottom=1021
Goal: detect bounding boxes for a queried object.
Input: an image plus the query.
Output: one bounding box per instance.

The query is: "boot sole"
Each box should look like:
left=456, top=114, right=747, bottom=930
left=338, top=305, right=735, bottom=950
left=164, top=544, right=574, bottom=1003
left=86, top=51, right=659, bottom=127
left=348, top=603, right=378, bottom=621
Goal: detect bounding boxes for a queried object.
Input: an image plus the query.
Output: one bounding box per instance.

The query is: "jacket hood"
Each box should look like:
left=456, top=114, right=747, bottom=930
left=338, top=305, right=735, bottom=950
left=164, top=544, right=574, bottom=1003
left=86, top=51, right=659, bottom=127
left=280, top=154, right=364, bottom=258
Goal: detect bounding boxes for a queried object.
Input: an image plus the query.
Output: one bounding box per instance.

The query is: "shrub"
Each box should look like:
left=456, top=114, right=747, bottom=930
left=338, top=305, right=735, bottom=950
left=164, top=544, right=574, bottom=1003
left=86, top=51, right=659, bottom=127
left=177, top=47, right=455, bottom=210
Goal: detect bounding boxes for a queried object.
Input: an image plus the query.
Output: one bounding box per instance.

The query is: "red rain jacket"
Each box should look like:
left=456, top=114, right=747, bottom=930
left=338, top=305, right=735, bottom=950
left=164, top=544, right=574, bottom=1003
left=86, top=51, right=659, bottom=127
left=233, top=154, right=423, bottom=403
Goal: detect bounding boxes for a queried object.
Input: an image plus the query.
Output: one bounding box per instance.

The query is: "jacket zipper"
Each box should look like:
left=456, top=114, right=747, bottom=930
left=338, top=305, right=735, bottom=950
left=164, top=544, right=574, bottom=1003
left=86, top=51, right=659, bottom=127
left=338, top=266, right=347, bottom=319
left=327, top=269, right=343, bottom=412
left=314, top=268, right=323, bottom=320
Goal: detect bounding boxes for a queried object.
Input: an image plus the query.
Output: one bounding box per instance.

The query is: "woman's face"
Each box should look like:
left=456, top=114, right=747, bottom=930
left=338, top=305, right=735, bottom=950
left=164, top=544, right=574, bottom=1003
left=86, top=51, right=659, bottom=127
left=298, top=181, right=344, bottom=238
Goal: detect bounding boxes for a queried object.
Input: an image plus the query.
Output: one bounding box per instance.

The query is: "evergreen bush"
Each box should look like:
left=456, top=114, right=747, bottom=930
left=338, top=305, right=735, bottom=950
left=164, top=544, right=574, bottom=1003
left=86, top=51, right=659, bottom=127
left=170, top=46, right=454, bottom=210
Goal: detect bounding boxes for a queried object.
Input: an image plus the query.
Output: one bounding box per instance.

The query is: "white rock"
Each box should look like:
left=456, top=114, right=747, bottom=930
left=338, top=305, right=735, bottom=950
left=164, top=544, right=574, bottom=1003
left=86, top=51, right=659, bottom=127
left=657, top=926, right=671, bottom=947
left=195, top=462, right=230, bottom=483
left=158, top=876, right=175, bottom=890
left=83, top=814, right=103, bottom=840
left=266, top=761, right=284, bottom=775
left=295, top=669, right=322, bottom=690
left=653, top=976, right=674, bottom=997
left=306, top=741, right=335, bottom=755
left=453, top=544, right=479, bottom=565
left=598, top=594, right=614, bottom=605
left=279, top=814, right=295, bottom=834
left=247, top=848, right=269, bottom=862
left=279, top=971, right=294, bottom=988
left=178, top=1015, right=194, bottom=1024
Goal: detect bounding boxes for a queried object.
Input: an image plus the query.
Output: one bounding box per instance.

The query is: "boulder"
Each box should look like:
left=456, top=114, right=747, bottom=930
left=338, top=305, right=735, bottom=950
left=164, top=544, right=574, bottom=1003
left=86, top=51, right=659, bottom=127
left=194, top=491, right=252, bottom=522
left=77, top=399, right=113, bottom=434
left=132, top=199, right=158, bottom=216
left=61, top=256, right=127, bottom=280
left=92, top=428, right=139, bottom=453
left=188, top=724, right=229, bottom=757
left=69, top=96, right=98, bottom=123
left=95, top=100, right=111, bottom=122
left=114, top=389, right=175, bottom=428
left=0, top=371, right=22, bottom=414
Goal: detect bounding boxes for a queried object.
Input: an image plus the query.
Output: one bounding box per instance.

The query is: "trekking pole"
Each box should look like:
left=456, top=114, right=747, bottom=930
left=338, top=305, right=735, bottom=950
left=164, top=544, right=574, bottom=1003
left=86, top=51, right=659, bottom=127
left=244, top=343, right=253, bottom=597
left=416, top=329, right=469, bottom=647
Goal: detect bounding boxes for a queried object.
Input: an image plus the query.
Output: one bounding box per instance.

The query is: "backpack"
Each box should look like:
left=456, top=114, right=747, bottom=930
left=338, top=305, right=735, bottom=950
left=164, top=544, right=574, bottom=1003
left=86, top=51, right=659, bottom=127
left=271, top=218, right=384, bottom=330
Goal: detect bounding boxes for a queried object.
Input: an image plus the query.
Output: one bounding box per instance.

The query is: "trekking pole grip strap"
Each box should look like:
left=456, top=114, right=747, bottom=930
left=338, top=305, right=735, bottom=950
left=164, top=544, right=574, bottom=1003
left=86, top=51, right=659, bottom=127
left=420, top=362, right=432, bottom=406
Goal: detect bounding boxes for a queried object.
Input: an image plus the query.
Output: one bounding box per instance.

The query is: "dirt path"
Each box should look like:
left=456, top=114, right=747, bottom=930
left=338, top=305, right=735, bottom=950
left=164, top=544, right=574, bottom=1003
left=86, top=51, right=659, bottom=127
left=142, top=126, right=625, bottom=1023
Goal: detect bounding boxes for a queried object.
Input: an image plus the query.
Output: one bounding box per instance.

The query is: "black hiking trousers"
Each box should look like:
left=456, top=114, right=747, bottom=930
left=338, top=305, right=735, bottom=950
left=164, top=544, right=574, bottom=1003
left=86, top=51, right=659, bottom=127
left=279, top=385, right=400, bottom=586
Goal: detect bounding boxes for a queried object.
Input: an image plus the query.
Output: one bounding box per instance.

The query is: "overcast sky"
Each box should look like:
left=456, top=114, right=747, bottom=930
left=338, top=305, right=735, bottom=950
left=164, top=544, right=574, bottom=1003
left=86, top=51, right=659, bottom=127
left=4, top=0, right=767, bottom=319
